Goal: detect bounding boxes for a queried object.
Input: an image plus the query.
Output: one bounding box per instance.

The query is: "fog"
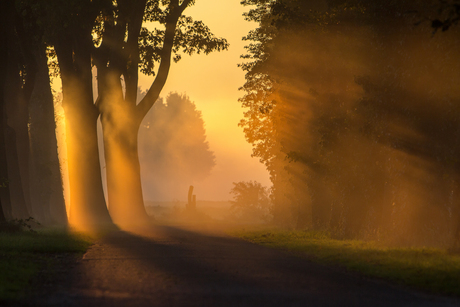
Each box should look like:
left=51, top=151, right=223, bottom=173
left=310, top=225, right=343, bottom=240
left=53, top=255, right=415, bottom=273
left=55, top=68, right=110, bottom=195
left=247, top=0, right=460, bottom=246
left=138, top=92, right=216, bottom=201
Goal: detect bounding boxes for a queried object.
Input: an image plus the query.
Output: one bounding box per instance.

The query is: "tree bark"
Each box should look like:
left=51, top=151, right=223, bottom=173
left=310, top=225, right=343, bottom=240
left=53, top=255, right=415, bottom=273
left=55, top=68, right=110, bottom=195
left=55, top=30, right=113, bottom=229
left=4, top=125, right=29, bottom=219
left=0, top=0, right=14, bottom=221
left=98, top=0, right=191, bottom=226
left=4, top=38, right=32, bottom=220
left=101, top=106, right=149, bottom=226
left=28, top=46, right=67, bottom=225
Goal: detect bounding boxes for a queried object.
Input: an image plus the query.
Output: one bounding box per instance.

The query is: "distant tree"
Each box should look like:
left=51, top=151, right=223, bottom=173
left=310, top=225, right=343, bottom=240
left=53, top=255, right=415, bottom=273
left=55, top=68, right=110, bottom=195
left=229, top=181, right=271, bottom=222
left=138, top=92, right=215, bottom=200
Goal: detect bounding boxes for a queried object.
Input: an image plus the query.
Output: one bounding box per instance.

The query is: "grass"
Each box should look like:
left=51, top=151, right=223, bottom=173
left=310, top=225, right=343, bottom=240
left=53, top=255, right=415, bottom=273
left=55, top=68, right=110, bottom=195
left=0, top=228, right=94, bottom=303
left=233, top=228, right=460, bottom=296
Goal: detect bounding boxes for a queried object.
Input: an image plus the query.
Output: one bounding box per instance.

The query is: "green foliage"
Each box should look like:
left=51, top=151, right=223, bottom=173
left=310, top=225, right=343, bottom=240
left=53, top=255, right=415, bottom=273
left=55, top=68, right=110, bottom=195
left=139, top=13, right=229, bottom=76
left=235, top=229, right=460, bottom=296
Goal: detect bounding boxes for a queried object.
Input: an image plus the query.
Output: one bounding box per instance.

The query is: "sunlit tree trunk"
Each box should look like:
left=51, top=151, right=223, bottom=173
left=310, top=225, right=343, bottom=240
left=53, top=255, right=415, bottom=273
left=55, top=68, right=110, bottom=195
left=28, top=47, right=67, bottom=225
left=55, top=33, right=113, bottom=229
left=97, top=67, right=150, bottom=226
left=97, top=1, right=188, bottom=226
left=101, top=102, right=149, bottom=226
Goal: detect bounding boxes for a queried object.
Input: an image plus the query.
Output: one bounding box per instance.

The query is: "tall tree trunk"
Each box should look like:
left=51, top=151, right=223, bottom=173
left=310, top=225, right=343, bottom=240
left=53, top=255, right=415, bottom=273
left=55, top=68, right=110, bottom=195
left=101, top=109, right=149, bottom=226
left=55, top=36, right=113, bottom=229
left=28, top=47, right=67, bottom=225
left=4, top=40, right=32, bottom=220
left=62, top=92, right=112, bottom=228
left=5, top=126, right=29, bottom=219
left=0, top=0, right=13, bottom=221
left=0, top=1, right=7, bottom=223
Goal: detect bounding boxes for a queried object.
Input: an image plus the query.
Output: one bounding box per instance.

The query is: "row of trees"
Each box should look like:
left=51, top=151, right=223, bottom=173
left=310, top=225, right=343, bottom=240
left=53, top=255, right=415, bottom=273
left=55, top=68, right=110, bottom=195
left=0, top=0, right=228, bottom=229
left=240, top=0, right=460, bottom=247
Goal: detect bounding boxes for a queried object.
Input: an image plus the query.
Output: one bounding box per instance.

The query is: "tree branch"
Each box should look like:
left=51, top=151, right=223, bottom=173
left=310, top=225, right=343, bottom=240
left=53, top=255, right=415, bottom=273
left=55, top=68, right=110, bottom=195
left=122, top=0, right=147, bottom=106
left=136, top=0, right=192, bottom=120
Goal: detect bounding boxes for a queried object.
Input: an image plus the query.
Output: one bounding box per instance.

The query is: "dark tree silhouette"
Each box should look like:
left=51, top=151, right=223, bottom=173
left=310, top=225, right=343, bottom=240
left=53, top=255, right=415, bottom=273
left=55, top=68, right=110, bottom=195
left=139, top=92, right=215, bottom=200
left=0, top=0, right=66, bottom=225
left=0, top=0, right=11, bottom=222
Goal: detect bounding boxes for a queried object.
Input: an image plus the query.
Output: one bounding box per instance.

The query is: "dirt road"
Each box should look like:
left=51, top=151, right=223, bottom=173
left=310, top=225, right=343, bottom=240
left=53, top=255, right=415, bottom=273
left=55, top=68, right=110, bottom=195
left=30, top=224, right=459, bottom=306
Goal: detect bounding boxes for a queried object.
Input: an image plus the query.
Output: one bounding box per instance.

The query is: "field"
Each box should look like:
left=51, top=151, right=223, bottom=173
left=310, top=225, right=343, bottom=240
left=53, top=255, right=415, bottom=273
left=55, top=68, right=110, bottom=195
left=145, top=200, right=232, bottom=222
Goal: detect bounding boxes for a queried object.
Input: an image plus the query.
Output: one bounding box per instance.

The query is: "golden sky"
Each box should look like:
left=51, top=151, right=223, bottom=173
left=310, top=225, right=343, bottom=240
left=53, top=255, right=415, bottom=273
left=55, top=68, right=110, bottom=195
left=139, top=0, right=271, bottom=201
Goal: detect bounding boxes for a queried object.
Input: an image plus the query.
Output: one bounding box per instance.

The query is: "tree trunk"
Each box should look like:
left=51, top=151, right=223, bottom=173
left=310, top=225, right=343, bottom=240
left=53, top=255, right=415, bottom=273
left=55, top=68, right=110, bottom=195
left=55, top=33, right=113, bottom=229
left=63, top=99, right=113, bottom=228
left=101, top=109, right=149, bottom=226
left=0, top=0, right=13, bottom=221
left=4, top=40, right=32, bottom=220
left=28, top=47, right=67, bottom=225
left=5, top=125, right=29, bottom=219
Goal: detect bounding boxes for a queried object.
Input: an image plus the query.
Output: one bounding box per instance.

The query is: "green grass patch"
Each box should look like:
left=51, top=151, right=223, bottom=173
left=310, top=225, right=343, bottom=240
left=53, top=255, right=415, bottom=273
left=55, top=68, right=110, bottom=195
left=233, top=229, right=460, bottom=296
left=0, top=229, right=94, bottom=302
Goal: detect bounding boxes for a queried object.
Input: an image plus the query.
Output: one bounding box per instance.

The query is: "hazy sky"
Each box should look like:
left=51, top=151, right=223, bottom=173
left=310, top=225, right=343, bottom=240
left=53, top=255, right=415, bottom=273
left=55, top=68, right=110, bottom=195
left=139, top=0, right=271, bottom=201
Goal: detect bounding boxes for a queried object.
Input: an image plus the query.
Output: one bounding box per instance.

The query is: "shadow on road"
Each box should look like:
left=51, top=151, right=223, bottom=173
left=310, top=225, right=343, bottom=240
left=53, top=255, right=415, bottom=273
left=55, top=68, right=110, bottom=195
left=31, top=223, right=460, bottom=307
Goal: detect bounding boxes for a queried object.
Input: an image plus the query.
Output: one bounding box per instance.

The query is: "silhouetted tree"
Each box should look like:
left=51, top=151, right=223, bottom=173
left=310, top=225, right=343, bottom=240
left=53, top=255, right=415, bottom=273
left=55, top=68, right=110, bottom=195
left=0, top=0, right=11, bottom=222
left=4, top=2, right=67, bottom=225
left=139, top=92, right=215, bottom=200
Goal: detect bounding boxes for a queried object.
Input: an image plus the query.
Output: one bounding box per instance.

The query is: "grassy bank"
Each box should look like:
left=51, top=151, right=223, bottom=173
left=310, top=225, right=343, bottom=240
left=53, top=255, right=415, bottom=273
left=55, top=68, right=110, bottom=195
left=233, top=229, right=460, bottom=296
left=0, top=229, right=93, bottom=302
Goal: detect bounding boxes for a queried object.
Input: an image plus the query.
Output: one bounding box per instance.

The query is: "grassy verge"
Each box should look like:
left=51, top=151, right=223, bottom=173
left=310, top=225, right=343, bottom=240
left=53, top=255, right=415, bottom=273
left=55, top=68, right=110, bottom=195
left=233, top=228, right=460, bottom=296
left=0, top=229, right=94, bottom=303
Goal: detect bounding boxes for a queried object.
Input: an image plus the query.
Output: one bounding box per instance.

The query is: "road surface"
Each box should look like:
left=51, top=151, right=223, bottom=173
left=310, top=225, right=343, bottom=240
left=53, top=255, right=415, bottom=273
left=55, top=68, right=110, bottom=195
left=28, top=223, right=460, bottom=306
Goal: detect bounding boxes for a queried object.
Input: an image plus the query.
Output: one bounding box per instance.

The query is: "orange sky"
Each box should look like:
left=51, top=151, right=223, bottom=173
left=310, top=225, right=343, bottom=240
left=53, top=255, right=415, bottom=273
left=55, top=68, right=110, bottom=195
left=139, top=0, right=271, bottom=201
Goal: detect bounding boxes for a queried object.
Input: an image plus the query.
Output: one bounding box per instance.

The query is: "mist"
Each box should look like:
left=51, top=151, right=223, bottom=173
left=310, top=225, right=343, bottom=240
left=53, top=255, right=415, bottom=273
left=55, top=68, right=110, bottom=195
left=138, top=92, right=216, bottom=201
left=240, top=0, right=460, bottom=246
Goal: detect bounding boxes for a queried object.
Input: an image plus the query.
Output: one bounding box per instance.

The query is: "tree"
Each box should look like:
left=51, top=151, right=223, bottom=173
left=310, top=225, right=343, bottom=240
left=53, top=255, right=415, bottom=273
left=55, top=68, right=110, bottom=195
left=36, top=0, right=228, bottom=228
left=7, top=3, right=67, bottom=225
left=229, top=181, right=271, bottom=222
left=240, top=0, right=460, bottom=246
left=138, top=92, right=215, bottom=200
left=0, top=0, right=12, bottom=222
left=93, top=0, right=228, bottom=226
left=38, top=0, right=115, bottom=228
